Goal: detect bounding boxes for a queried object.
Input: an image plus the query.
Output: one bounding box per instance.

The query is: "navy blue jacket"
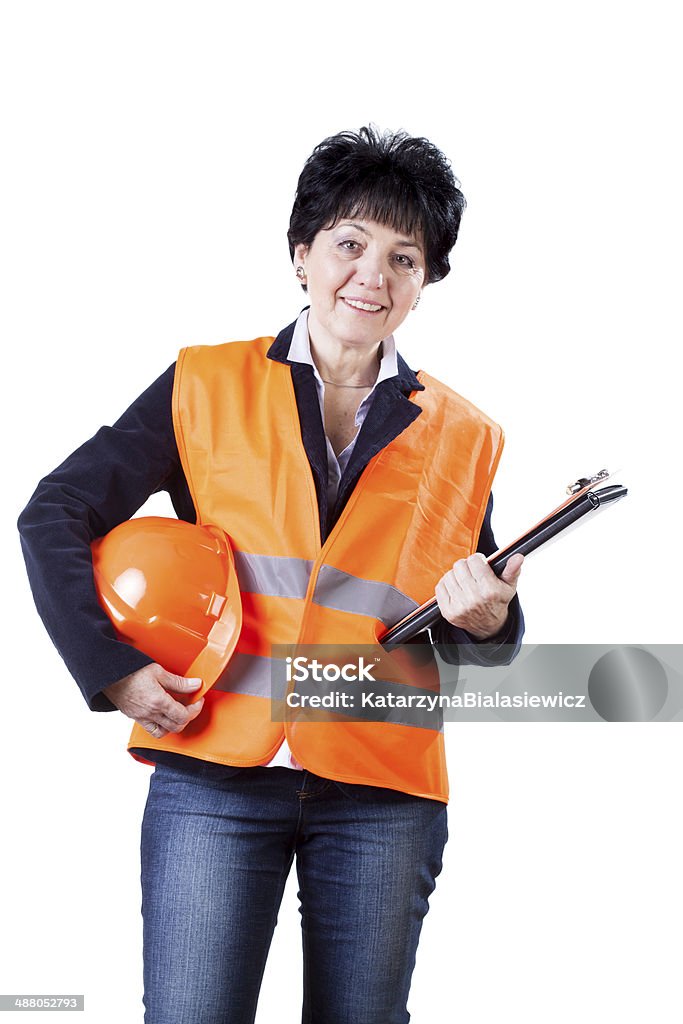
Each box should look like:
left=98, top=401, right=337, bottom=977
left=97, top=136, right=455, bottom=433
left=18, top=314, right=524, bottom=725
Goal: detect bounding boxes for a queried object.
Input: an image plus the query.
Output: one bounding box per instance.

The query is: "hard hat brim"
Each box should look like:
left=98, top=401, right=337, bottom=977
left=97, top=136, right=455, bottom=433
left=185, top=524, right=243, bottom=697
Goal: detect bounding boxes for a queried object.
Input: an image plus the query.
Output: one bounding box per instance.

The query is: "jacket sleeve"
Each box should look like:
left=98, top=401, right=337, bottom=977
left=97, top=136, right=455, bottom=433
left=17, top=363, right=194, bottom=712
left=429, top=492, right=525, bottom=667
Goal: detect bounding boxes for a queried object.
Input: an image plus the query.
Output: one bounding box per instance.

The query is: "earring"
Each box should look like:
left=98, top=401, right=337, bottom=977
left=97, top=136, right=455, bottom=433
left=296, top=266, right=306, bottom=281
left=412, top=293, right=421, bottom=310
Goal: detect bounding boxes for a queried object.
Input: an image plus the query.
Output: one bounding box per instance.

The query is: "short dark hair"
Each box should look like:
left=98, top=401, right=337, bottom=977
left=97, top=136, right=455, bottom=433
left=287, top=125, right=466, bottom=286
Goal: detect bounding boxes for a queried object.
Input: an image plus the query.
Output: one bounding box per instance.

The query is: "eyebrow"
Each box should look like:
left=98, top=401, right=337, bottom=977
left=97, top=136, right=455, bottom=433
left=338, top=221, right=424, bottom=253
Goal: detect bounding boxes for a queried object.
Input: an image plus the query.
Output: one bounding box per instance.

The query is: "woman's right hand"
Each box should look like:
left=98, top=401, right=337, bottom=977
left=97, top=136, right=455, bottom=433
left=102, top=664, right=205, bottom=739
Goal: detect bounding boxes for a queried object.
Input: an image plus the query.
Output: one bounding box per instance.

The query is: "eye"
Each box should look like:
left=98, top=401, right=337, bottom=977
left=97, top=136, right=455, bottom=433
left=338, top=238, right=361, bottom=252
left=393, top=253, right=416, bottom=269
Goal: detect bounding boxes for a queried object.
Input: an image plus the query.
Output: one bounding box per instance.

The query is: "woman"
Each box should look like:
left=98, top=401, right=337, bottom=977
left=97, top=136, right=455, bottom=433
left=19, top=126, right=524, bottom=1023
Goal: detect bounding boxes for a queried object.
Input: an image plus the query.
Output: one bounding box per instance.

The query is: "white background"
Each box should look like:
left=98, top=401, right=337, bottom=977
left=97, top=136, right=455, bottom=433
left=1, top=1, right=681, bottom=1021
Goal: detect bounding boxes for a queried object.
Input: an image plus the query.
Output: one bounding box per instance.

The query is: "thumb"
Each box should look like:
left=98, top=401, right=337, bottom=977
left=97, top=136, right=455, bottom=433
left=159, top=671, right=204, bottom=694
left=500, top=553, right=524, bottom=588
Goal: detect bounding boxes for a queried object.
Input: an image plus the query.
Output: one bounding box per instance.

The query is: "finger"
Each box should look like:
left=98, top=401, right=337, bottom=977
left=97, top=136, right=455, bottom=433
left=434, top=578, right=452, bottom=614
left=182, top=698, right=206, bottom=726
left=450, top=558, right=477, bottom=591
left=159, top=672, right=204, bottom=694
left=154, top=712, right=188, bottom=734
left=465, top=552, right=495, bottom=583
left=138, top=720, right=169, bottom=739
left=500, top=553, right=524, bottom=587
left=435, top=577, right=468, bottom=626
left=156, top=694, right=205, bottom=733
left=452, top=557, right=493, bottom=602
left=439, top=570, right=465, bottom=605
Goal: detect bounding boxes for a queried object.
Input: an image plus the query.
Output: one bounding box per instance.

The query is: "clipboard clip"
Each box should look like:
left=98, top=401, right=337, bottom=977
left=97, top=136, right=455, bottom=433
left=567, top=468, right=610, bottom=494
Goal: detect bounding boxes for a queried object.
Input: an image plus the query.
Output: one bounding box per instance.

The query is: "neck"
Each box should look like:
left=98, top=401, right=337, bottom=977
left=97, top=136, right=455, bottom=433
left=307, top=312, right=382, bottom=387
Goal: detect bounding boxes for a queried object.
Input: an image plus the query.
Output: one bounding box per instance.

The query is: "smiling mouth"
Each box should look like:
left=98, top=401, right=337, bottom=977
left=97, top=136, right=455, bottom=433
left=342, top=298, right=384, bottom=313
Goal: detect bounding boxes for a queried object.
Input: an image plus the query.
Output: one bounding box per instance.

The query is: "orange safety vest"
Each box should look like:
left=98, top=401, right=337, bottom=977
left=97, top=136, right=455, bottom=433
left=128, top=337, right=504, bottom=802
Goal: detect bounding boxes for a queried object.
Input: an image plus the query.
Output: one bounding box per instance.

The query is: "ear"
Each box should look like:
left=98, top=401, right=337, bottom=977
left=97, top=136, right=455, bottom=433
left=293, top=242, right=309, bottom=268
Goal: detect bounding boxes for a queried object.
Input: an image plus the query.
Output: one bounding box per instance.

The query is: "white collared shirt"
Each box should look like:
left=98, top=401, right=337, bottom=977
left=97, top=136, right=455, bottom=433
left=288, top=307, right=399, bottom=511
left=263, top=308, right=399, bottom=771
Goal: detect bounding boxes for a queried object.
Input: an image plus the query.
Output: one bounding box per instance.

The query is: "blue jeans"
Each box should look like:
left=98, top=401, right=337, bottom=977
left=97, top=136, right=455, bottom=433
left=140, top=762, right=448, bottom=1023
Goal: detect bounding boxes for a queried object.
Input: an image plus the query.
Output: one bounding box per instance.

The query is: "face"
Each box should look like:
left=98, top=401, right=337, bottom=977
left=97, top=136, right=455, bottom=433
left=294, top=218, right=426, bottom=351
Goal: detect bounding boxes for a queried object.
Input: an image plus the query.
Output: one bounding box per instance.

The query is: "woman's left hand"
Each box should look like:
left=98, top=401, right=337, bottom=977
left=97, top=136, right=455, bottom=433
left=434, top=552, right=524, bottom=640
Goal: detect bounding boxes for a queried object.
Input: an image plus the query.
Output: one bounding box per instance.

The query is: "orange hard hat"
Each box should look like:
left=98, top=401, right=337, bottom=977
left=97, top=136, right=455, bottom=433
left=91, top=516, right=242, bottom=699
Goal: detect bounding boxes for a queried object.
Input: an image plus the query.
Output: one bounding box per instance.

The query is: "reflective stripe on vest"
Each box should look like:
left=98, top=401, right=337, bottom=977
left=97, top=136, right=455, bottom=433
left=312, top=564, right=418, bottom=625
left=235, top=550, right=419, bottom=624
left=233, top=551, right=312, bottom=600
left=127, top=336, right=504, bottom=801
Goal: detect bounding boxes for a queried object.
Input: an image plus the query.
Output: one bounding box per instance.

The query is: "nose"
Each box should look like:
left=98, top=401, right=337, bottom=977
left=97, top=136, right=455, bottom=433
left=354, top=253, right=384, bottom=290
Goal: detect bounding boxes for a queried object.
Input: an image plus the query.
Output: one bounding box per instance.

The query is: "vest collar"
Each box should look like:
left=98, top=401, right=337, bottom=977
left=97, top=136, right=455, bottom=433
left=266, top=308, right=425, bottom=395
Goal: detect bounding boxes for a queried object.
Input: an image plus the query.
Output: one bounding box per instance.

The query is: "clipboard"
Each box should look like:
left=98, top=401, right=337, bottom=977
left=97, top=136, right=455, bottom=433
left=380, top=470, right=628, bottom=649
